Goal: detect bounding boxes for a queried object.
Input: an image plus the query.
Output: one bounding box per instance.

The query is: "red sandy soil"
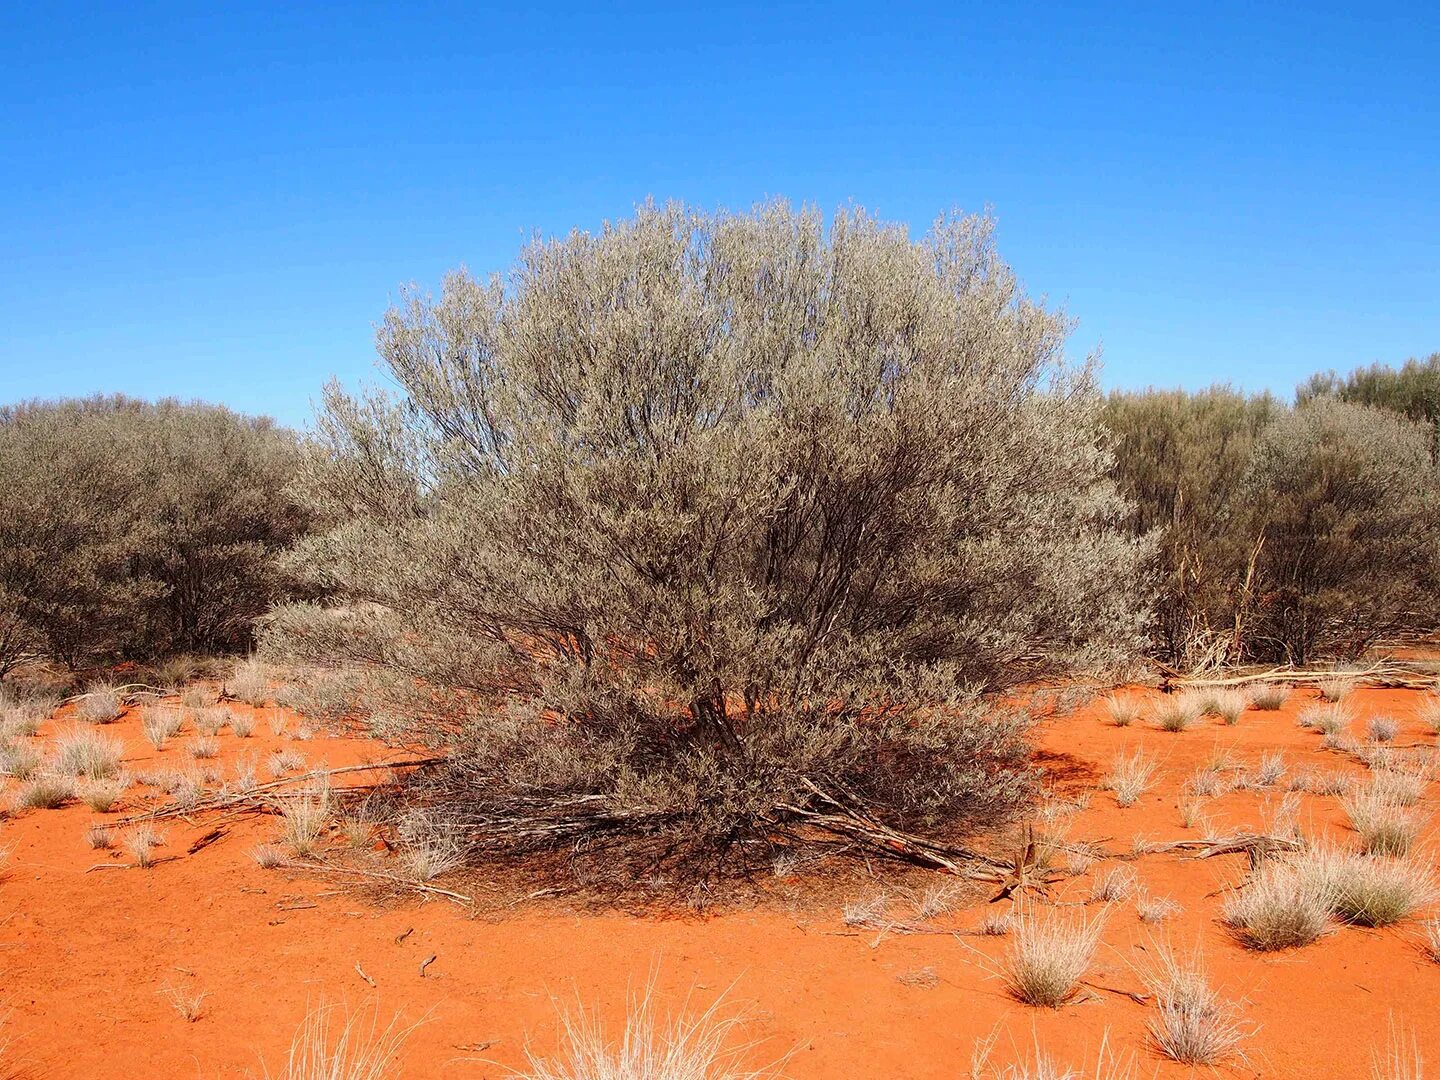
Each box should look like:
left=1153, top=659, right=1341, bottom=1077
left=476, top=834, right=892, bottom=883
left=2, top=685, right=1438, bottom=1078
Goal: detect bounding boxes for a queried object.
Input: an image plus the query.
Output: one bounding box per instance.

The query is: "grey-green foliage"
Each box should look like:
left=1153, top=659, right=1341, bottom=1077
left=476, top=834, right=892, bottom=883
left=1244, top=397, right=1440, bottom=662
left=267, top=200, right=1150, bottom=875
left=1298, top=352, right=1440, bottom=458
left=0, top=395, right=308, bottom=673
left=1103, top=386, right=1279, bottom=666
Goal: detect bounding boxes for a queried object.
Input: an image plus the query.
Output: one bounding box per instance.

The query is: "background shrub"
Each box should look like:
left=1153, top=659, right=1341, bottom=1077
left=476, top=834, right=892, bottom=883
left=0, top=395, right=310, bottom=672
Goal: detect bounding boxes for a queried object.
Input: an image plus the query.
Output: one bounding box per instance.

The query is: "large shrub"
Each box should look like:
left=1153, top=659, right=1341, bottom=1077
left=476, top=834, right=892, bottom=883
left=266, top=201, right=1150, bottom=881
left=1298, top=352, right=1440, bottom=458
left=1243, top=398, right=1440, bottom=662
left=0, top=395, right=308, bottom=672
left=1104, top=387, right=1279, bottom=666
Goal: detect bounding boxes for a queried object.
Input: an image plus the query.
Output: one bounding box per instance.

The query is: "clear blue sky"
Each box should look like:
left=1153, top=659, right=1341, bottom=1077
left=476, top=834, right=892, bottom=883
left=2, top=2, right=1436, bottom=426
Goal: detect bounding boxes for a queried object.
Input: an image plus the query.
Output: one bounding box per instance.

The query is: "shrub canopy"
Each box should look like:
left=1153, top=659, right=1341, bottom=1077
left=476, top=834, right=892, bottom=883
left=268, top=201, right=1149, bottom=882
left=0, top=395, right=308, bottom=674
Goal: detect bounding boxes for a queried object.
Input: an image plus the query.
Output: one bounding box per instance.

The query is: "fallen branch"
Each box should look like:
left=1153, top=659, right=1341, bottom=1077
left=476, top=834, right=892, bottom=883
left=287, top=861, right=473, bottom=905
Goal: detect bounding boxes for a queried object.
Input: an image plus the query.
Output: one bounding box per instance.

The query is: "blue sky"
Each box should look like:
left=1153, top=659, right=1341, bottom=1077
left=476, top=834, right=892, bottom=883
left=1, top=1, right=1436, bottom=427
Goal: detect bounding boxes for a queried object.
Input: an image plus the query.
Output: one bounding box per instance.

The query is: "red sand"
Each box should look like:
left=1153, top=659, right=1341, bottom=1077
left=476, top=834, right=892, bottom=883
left=2, top=686, right=1438, bottom=1078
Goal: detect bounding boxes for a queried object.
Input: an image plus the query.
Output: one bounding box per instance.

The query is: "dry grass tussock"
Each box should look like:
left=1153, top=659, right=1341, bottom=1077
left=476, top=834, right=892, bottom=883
left=1368, top=715, right=1399, bottom=743
left=79, top=773, right=129, bottom=813
left=1317, top=847, right=1436, bottom=927
left=1000, top=904, right=1106, bottom=1007
left=1246, top=683, right=1291, bottom=711
left=1088, top=866, right=1136, bottom=903
left=75, top=681, right=123, bottom=723
left=52, top=726, right=124, bottom=779
left=1223, top=856, right=1332, bottom=950
left=1103, top=748, right=1157, bottom=808
left=1198, top=688, right=1247, bottom=724
left=1318, top=675, right=1358, bottom=703
left=1371, top=1021, right=1424, bottom=1080
left=518, top=984, right=781, bottom=1080
left=227, top=660, right=271, bottom=707
left=141, top=705, right=184, bottom=749
left=1139, top=941, right=1249, bottom=1066
left=1417, top=695, right=1440, bottom=735
left=276, top=781, right=332, bottom=857
left=1154, top=694, right=1203, bottom=732
left=13, top=774, right=74, bottom=810
left=0, top=742, right=41, bottom=780
left=161, top=984, right=207, bottom=1022
left=125, top=823, right=163, bottom=867
left=1344, top=788, right=1425, bottom=856
left=969, top=1030, right=1135, bottom=1080
left=1298, top=702, right=1350, bottom=734
left=180, top=684, right=217, bottom=710
left=1103, top=695, right=1141, bottom=727
left=261, top=1001, right=417, bottom=1080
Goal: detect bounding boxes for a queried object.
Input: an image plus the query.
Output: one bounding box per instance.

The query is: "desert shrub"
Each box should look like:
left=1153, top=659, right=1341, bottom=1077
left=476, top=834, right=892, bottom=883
left=263, top=202, right=1151, bottom=881
left=1243, top=400, right=1440, bottom=662
left=1103, top=386, right=1278, bottom=667
left=1002, top=904, right=1105, bottom=1007
left=1298, top=352, right=1440, bottom=458
left=125, top=823, right=163, bottom=867
left=0, top=396, right=310, bottom=669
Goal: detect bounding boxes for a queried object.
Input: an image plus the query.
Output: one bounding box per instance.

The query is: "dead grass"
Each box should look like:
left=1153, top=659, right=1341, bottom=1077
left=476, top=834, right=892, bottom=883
left=1247, top=683, right=1291, bottom=711
left=189, top=735, right=220, bottom=760
left=0, top=743, right=41, bottom=780
left=180, top=685, right=216, bottom=710
left=1321, top=849, right=1436, bottom=927
left=1103, top=696, right=1141, bottom=727
left=125, top=823, right=163, bottom=868
left=161, top=984, right=207, bottom=1022
left=1088, top=866, right=1136, bottom=903
left=1318, top=675, right=1358, bottom=703
left=1223, top=858, right=1332, bottom=950
left=1372, top=1021, right=1424, bottom=1080
left=231, top=713, right=254, bottom=738
left=1344, top=788, right=1424, bottom=856
left=1000, top=904, right=1105, bottom=1007
left=141, top=706, right=185, bottom=749
left=1140, top=942, right=1249, bottom=1066
left=517, top=985, right=776, bottom=1080
left=1420, top=917, right=1440, bottom=962
left=85, top=822, right=114, bottom=849
left=53, top=726, right=124, bottom=779
left=1154, top=695, right=1202, bottom=733
left=261, top=1001, right=416, bottom=1080
left=1299, top=702, right=1350, bottom=735
left=1198, top=689, right=1247, bottom=725
left=1135, top=894, right=1181, bottom=924
left=251, top=844, right=289, bottom=869
left=1368, top=715, right=1399, bottom=743
left=268, top=749, right=306, bottom=776
left=276, top=782, right=331, bottom=857
left=226, top=660, right=271, bottom=707
left=79, top=773, right=129, bottom=813
left=194, top=707, right=229, bottom=736
left=1417, top=695, right=1440, bottom=735
left=1103, top=748, right=1157, bottom=808
left=13, top=774, right=74, bottom=810
left=76, top=682, right=123, bottom=723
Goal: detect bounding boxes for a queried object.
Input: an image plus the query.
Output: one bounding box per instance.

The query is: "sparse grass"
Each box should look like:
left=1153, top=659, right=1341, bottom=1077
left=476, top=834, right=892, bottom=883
left=230, top=713, right=254, bottom=738
left=79, top=773, right=129, bottom=812
left=0, top=742, right=41, bottom=779
left=915, top=881, right=962, bottom=921
left=1135, top=894, right=1181, bottom=923
left=1177, top=796, right=1206, bottom=829
left=1420, top=917, right=1440, bottom=962
left=180, top=684, right=216, bottom=709
left=194, top=706, right=228, bottom=736
left=76, top=682, right=123, bottom=723
left=1141, top=943, right=1248, bottom=1066
left=1154, top=695, right=1202, bottom=733
left=161, top=984, right=207, bottom=1022
left=251, top=843, right=289, bottom=869
left=53, top=726, right=124, bottom=779
left=267, top=708, right=288, bottom=737
left=1186, top=765, right=1227, bottom=798
left=1223, top=857, right=1332, bottom=950
left=1299, top=702, right=1350, bottom=734
left=125, top=823, right=163, bottom=867
left=268, top=749, right=306, bottom=776
left=1089, top=865, right=1136, bottom=903
left=13, top=774, right=74, bottom=810
left=976, top=911, right=1012, bottom=936
left=1371, top=1021, right=1424, bottom=1080
left=1417, top=695, right=1440, bottom=735
left=1368, top=760, right=1431, bottom=806
left=232, top=754, right=259, bottom=792
left=141, top=705, right=185, bottom=749
left=226, top=660, right=270, bottom=707
left=1344, top=788, right=1424, bottom=856
left=400, top=828, right=464, bottom=883
left=970, top=1031, right=1136, bottom=1080
left=1103, top=748, right=1157, bottom=808
left=85, top=822, right=114, bottom=849
left=1318, top=675, right=1358, bottom=703
left=842, top=892, right=890, bottom=929
left=1001, top=904, right=1105, bottom=1008
left=276, top=783, right=331, bottom=857
left=1247, top=683, right=1291, bottom=711
left=1254, top=751, right=1287, bottom=787
left=1103, top=695, right=1141, bottom=727
left=517, top=985, right=772, bottom=1080
left=1368, top=715, right=1399, bottom=743
left=1198, top=689, right=1247, bottom=724
left=189, top=735, right=219, bottom=760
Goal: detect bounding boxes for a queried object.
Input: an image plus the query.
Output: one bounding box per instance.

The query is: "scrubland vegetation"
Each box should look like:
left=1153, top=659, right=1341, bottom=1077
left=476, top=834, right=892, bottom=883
left=0, top=202, right=1438, bottom=1077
